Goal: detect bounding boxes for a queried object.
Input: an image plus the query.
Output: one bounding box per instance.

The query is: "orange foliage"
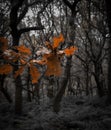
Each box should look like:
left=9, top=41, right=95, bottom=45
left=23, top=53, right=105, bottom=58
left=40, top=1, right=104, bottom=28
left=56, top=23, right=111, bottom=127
left=15, top=45, right=31, bottom=55
left=0, top=35, right=78, bottom=84
left=45, top=34, right=64, bottom=51
left=29, top=64, right=40, bottom=84
left=64, top=46, right=78, bottom=56
left=0, top=64, right=13, bottom=75
left=0, top=37, right=8, bottom=51
left=52, top=33, right=64, bottom=49
left=43, top=34, right=77, bottom=76
left=45, top=54, right=62, bottom=76
left=20, top=59, right=27, bottom=65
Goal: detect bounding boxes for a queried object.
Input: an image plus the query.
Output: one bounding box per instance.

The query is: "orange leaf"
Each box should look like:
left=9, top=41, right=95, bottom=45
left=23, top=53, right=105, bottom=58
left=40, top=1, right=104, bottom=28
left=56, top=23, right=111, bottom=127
left=0, top=64, right=13, bottom=75
left=45, top=54, right=62, bottom=76
left=29, top=64, right=40, bottom=84
left=14, top=66, right=25, bottom=78
left=16, top=45, right=31, bottom=55
left=64, top=46, right=77, bottom=56
left=20, top=59, right=27, bottom=65
left=52, top=34, right=64, bottom=49
left=0, top=37, right=8, bottom=51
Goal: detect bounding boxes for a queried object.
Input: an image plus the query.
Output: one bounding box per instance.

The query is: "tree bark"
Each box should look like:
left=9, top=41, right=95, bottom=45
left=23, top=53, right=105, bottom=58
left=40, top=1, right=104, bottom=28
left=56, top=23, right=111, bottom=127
left=14, top=75, right=23, bottom=114
left=13, top=35, right=23, bottom=114
left=93, top=63, right=104, bottom=97
left=53, top=0, right=80, bottom=113
left=27, top=72, right=32, bottom=102
left=0, top=75, right=12, bottom=103
left=53, top=56, right=72, bottom=112
left=9, top=0, right=45, bottom=114
left=105, top=0, right=111, bottom=102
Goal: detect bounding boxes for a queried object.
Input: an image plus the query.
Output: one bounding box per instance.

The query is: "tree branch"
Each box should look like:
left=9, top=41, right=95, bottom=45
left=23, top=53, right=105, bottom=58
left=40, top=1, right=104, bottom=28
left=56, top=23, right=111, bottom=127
left=62, top=0, right=73, bottom=9
left=19, top=26, right=44, bottom=34
left=27, top=0, right=44, bottom=7
left=72, top=0, right=81, bottom=11
left=75, top=54, right=85, bottom=63
left=17, top=6, right=28, bottom=25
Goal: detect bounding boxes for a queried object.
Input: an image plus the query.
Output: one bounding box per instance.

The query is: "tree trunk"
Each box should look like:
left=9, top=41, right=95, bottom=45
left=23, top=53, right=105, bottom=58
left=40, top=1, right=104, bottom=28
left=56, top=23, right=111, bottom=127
left=13, top=36, right=23, bottom=115
left=105, top=0, right=111, bottom=102
left=53, top=0, right=79, bottom=112
left=27, top=69, right=31, bottom=102
left=0, top=75, right=12, bottom=103
left=93, top=63, right=104, bottom=97
left=15, top=75, right=22, bottom=114
left=85, top=66, right=89, bottom=96
left=53, top=56, right=72, bottom=112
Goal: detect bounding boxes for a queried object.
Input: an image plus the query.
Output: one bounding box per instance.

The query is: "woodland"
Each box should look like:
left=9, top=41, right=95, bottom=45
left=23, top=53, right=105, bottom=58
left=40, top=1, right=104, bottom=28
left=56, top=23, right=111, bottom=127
left=0, top=0, right=111, bottom=130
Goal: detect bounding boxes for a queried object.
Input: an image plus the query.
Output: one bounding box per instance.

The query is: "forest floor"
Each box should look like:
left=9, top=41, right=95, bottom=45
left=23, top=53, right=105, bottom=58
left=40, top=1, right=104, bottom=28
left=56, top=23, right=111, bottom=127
left=0, top=95, right=111, bottom=130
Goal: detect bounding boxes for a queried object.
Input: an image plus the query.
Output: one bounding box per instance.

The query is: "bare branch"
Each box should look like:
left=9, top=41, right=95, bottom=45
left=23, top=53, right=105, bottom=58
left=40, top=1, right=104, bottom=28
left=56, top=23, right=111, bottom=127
left=63, top=0, right=81, bottom=12
left=62, top=0, right=73, bottom=10
left=17, top=6, right=28, bottom=25
left=27, top=0, right=44, bottom=7
left=19, top=26, right=44, bottom=34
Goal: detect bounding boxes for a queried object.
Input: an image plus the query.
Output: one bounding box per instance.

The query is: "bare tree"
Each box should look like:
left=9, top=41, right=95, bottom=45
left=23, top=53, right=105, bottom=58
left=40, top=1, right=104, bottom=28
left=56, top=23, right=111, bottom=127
left=8, top=0, right=52, bottom=114
left=53, top=0, right=81, bottom=113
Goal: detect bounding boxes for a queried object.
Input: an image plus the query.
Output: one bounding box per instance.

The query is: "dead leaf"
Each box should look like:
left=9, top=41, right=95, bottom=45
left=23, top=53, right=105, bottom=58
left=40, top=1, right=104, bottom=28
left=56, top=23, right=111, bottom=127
left=0, top=37, right=8, bottom=51
left=15, top=45, right=31, bottom=55
left=52, top=34, right=64, bottom=49
left=45, top=54, right=62, bottom=76
left=29, top=64, right=40, bottom=84
left=0, top=64, right=13, bottom=75
left=64, top=46, right=77, bottom=56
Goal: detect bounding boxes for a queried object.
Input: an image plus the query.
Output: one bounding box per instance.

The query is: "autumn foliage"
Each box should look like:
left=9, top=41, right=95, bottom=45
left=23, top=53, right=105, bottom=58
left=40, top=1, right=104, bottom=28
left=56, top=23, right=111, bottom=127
left=0, top=37, right=8, bottom=51
left=45, top=54, right=62, bottom=76
left=0, top=64, right=13, bottom=75
left=0, top=34, right=77, bottom=84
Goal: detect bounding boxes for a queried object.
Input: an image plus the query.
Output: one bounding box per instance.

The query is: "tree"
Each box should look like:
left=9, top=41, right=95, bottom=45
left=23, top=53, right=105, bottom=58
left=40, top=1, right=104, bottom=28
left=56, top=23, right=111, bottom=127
left=9, top=0, right=52, bottom=114
left=0, top=1, right=10, bottom=36
left=53, top=0, right=81, bottom=112
left=105, top=0, right=111, bottom=102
